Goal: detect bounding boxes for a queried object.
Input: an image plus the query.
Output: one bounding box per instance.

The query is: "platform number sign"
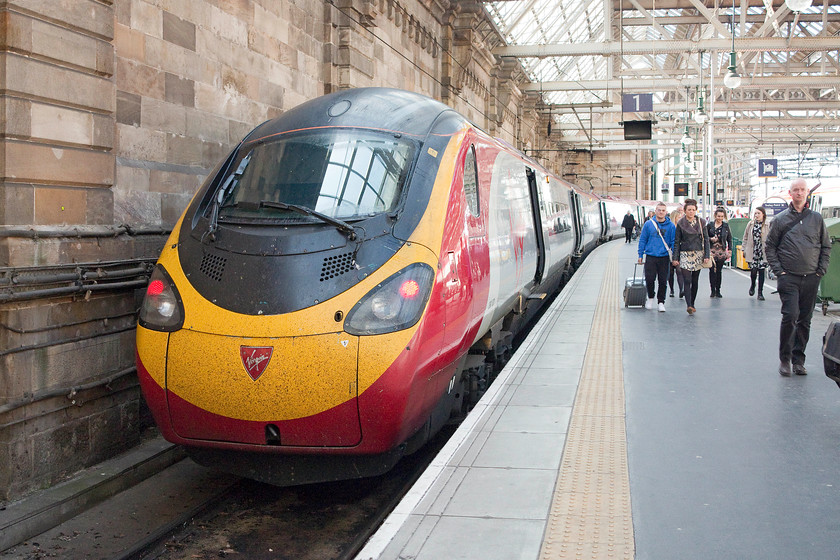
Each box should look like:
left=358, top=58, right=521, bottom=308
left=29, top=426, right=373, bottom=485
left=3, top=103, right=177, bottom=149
left=758, top=159, right=778, bottom=178
left=622, top=93, right=653, bottom=112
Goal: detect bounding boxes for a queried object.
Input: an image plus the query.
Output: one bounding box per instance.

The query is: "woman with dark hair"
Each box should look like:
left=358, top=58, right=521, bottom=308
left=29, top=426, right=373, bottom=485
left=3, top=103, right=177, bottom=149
left=668, top=206, right=685, bottom=298
left=672, top=199, right=711, bottom=314
left=742, top=206, right=770, bottom=301
left=707, top=207, right=732, bottom=297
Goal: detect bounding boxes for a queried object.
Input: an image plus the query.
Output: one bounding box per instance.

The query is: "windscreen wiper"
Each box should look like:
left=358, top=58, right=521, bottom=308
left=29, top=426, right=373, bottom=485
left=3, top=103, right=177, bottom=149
left=258, top=200, right=357, bottom=240
left=206, top=153, right=252, bottom=241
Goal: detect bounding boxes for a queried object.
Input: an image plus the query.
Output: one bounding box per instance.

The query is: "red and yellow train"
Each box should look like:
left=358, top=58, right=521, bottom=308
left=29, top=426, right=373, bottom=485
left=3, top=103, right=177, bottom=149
left=136, top=88, right=636, bottom=485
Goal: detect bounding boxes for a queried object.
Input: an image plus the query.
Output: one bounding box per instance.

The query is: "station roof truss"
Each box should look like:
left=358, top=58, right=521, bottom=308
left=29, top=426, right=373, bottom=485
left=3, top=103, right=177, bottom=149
left=482, top=0, right=840, bottom=183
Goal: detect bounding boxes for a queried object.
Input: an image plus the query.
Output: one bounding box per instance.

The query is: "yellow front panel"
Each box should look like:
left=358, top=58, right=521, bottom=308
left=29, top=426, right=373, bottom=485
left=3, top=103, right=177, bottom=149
left=137, top=327, right=169, bottom=387
left=167, top=330, right=359, bottom=421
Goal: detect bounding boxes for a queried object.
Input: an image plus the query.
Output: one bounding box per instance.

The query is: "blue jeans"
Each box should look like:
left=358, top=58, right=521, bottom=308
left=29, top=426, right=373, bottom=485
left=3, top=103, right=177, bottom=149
left=777, top=273, right=821, bottom=365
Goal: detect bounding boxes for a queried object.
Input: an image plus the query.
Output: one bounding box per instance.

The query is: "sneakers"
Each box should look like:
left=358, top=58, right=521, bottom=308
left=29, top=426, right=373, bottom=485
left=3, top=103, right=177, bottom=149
left=645, top=298, right=655, bottom=310
left=658, top=302, right=666, bottom=312
left=757, top=293, right=765, bottom=301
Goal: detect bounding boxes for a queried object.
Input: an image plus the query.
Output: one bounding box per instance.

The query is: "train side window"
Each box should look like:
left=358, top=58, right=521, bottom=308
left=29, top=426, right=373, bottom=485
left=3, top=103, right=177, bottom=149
left=463, top=145, right=480, bottom=217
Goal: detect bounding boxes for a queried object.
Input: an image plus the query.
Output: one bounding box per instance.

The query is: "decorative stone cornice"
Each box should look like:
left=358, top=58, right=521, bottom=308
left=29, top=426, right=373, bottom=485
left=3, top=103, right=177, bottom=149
left=376, top=0, right=439, bottom=56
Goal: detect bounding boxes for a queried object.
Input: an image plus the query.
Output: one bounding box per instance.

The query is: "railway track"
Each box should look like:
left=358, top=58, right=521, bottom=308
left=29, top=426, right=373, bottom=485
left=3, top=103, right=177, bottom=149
left=0, top=426, right=454, bottom=560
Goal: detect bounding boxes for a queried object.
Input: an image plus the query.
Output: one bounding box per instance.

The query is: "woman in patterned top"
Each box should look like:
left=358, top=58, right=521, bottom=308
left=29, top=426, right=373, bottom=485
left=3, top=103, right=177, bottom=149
left=706, top=208, right=732, bottom=298
left=741, top=206, right=770, bottom=301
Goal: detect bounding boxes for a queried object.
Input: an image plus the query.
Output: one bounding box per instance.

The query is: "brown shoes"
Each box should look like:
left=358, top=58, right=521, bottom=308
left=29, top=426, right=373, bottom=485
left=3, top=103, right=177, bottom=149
left=687, top=306, right=696, bottom=315
left=793, top=364, right=808, bottom=376
left=779, top=361, right=793, bottom=376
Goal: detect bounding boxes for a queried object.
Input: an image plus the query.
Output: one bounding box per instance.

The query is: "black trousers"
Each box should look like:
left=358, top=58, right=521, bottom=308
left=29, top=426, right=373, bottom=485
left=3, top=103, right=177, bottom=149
left=750, top=268, right=765, bottom=294
left=644, top=255, right=670, bottom=303
left=624, top=227, right=634, bottom=242
left=708, top=258, right=726, bottom=292
left=668, top=263, right=684, bottom=294
left=777, top=273, right=820, bottom=365
left=680, top=268, right=701, bottom=307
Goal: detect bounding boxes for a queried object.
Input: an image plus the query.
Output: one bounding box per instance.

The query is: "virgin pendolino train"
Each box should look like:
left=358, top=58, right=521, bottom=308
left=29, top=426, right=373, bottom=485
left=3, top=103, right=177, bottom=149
left=136, top=87, right=641, bottom=485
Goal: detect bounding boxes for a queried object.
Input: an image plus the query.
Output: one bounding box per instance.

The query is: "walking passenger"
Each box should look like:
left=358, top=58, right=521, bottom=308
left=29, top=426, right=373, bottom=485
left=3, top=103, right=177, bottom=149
left=668, top=206, right=685, bottom=298
left=637, top=202, right=676, bottom=312
left=707, top=207, right=732, bottom=298
left=672, top=199, right=710, bottom=315
left=621, top=211, right=636, bottom=243
left=742, top=206, right=770, bottom=301
left=765, top=178, right=831, bottom=377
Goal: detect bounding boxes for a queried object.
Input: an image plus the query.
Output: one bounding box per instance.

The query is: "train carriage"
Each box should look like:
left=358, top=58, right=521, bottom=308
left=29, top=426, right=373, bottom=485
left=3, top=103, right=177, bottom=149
left=136, top=88, right=585, bottom=485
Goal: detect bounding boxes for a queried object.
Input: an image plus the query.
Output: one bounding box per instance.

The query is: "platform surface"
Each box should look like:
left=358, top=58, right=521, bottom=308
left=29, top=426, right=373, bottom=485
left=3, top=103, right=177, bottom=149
left=357, top=240, right=840, bottom=560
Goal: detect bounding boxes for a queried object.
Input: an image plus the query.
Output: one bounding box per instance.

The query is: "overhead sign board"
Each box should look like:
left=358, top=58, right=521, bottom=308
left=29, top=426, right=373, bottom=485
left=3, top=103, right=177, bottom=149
left=758, top=159, right=778, bottom=178
left=674, top=182, right=688, bottom=196
left=622, top=93, right=653, bottom=112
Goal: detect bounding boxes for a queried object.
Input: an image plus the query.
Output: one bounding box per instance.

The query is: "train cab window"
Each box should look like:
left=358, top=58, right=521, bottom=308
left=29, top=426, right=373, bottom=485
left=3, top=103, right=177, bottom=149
left=215, top=129, right=416, bottom=223
left=463, top=145, right=480, bottom=217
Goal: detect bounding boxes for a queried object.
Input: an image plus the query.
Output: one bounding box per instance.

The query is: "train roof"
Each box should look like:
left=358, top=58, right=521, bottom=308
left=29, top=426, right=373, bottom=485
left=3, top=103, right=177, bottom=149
left=244, top=88, right=466, bottom=143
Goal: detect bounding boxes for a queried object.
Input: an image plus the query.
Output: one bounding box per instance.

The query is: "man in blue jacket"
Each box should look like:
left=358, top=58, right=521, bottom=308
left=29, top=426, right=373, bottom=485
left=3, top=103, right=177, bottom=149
left=637, top=202, right=677, bottom=312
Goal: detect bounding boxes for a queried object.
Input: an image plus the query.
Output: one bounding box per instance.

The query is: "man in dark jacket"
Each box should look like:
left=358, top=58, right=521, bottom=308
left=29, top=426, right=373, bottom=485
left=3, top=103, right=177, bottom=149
left=621, top=211, right=636, bottom=243
left=766, top=178, right=831, bottom=377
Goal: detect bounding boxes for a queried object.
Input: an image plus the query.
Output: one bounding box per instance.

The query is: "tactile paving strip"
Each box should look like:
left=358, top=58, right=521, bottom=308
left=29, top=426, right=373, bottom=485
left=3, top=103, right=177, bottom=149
left=540, top=245, right=635, bottom=560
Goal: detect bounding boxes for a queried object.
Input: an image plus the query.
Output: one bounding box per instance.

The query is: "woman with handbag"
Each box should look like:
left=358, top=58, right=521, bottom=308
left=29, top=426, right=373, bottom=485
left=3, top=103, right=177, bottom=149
left=741, top=206, right=770, bottom=301
left=672, top=199, right=711, bottom=315
left=707, top=207, right=732, bottom=298
left=668, top=206, right=685, bottom=298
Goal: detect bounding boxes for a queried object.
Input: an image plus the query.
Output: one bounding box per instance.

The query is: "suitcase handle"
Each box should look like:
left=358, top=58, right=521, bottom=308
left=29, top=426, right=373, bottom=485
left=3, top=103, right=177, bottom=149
left=633, top=262, right=643, bottom=280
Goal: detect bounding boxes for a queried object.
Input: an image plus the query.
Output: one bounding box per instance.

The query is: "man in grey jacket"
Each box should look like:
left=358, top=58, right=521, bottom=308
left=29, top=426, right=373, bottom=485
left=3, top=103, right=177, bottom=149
left=766, top=178, right=831, bottom=377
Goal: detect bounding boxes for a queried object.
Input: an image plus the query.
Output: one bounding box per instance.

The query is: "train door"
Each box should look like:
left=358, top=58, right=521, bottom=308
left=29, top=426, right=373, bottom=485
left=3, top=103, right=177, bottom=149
left=570, top=190, right=584, bottom=256
left=525, top=168, right=546, bottom=285
left=599, top=201, right=608, bottom=239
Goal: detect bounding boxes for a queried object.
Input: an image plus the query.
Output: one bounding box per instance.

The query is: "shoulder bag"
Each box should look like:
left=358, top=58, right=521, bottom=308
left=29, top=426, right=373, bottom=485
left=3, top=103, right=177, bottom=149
left=699, top=218, right=713, bottom=268
left=653, top=220, right=674, bottom=261
left=653, top=221, right=673, bottom=261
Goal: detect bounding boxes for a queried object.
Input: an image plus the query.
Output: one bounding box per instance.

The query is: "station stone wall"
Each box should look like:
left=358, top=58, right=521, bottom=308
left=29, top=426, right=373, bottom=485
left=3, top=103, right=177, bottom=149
left=0, top=0, right=548, bottom=502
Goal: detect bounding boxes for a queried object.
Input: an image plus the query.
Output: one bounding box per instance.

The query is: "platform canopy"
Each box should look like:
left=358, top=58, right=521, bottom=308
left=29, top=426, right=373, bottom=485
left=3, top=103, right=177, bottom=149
left=483, top=0, right=840, bottom=185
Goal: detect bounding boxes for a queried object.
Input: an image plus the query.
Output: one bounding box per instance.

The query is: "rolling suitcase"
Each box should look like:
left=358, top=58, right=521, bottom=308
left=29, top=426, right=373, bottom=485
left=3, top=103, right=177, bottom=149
left=624, top=263, right=647, bottom=308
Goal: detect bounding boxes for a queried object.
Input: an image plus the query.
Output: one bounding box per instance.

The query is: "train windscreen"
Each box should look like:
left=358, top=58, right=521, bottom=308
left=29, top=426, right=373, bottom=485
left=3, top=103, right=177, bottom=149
left=216, top=129, right=416, bottom=223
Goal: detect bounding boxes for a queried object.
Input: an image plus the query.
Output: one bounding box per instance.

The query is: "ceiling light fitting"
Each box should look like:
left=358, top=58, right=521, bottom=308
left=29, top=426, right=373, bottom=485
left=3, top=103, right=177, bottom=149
left=694, top=95, right=708, bottom=124
left=695, top=54, right=707, bottom=124
left=724, top=11, right=741, bottom=89
left=784, top=0, right=812, bottom=12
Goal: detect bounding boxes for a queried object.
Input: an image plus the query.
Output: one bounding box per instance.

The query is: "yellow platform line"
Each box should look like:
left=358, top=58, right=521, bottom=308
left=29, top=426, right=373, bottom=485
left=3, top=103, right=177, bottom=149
left=540, top=245, right=634, bottom=560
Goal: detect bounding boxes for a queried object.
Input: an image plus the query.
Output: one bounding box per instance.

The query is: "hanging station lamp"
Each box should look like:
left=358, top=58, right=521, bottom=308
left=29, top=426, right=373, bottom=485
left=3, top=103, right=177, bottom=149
left=784, top=0, right=812, bottom=12
left=723, top=11, right=741, bottom=89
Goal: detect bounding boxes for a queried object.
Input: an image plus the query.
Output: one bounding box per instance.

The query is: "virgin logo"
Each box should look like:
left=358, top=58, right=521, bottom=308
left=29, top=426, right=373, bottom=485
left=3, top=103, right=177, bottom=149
left=239, top=346, right=273, bottom=381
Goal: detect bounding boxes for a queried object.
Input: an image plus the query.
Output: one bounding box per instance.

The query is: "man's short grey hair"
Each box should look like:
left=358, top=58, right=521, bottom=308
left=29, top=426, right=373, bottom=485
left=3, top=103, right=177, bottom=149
left=656, top=202, right=667, bottom=209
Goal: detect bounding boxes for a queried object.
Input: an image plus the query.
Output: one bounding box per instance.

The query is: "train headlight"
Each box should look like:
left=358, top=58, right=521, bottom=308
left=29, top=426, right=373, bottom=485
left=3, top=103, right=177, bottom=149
left=345, top=263, right=434, bottom=335
left=139, top=265, right=184, bottom=332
